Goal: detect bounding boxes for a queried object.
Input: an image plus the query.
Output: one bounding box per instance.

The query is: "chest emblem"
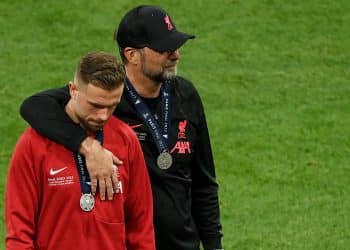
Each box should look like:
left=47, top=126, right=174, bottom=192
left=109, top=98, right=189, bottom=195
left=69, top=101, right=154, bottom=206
left=178, top=120, right=187, bottom=139
left=171, top=120, right=191, bottom=154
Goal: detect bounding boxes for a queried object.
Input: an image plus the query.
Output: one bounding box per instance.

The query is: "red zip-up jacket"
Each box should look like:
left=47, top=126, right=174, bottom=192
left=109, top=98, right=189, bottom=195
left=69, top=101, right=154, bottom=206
left=5, top=117, right=155, bottom=250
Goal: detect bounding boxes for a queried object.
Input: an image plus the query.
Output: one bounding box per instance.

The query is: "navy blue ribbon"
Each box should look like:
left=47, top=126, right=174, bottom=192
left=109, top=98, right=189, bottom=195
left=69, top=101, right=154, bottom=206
left=73, top=129, right=103, bottom=194
left=124, top=78, right=171, bottom=153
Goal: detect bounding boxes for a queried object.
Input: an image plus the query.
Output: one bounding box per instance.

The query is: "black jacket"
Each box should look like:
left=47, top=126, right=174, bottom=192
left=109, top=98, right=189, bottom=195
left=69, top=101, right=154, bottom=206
left=20, top=76, right=223, bottom=250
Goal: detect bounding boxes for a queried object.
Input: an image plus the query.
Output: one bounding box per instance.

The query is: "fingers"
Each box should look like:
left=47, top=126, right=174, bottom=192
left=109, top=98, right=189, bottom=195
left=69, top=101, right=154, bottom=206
left=83, top=145, right=122, bottom=201
left=98, top=177, right=106, bottom=200
left=112, top=172, right=120, bottom=194
left=97, top=175, right=117, bottom=200
left=105, top=177, right=114, bottom=201
left=90, top=178, right=98, bottom=196
left=96, top=164, right=118, bottom=200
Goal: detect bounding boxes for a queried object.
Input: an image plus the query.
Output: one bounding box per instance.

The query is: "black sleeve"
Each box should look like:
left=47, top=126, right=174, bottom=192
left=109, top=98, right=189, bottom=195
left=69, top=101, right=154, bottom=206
left=19, top=86, right=88, bottom=152
left=191, top=95, right=223, bottom=250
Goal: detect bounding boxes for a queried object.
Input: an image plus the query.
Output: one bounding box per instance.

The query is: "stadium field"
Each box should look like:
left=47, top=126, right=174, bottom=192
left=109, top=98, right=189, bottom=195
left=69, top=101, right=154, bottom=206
left=1, top=0, right=350, bottom=249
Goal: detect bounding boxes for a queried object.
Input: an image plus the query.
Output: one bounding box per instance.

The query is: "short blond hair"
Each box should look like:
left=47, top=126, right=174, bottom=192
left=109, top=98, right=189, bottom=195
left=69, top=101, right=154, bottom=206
left=75, top=51, right=125, bottom=90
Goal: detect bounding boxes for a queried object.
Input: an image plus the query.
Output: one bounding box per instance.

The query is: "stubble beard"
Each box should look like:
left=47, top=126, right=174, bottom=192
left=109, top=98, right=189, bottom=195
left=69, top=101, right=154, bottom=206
left=77, top=115, right=104, bottom=133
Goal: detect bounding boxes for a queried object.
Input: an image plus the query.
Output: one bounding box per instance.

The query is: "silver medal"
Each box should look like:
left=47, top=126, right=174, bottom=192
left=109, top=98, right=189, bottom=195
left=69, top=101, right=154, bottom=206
left=157, top=152, right=173, bottom=169
left=80, top=193, right=95, bottom=212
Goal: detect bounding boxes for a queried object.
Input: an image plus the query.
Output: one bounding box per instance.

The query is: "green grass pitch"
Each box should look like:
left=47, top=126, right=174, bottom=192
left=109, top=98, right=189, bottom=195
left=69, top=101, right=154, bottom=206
left=1, top=0, right=350, bottom=249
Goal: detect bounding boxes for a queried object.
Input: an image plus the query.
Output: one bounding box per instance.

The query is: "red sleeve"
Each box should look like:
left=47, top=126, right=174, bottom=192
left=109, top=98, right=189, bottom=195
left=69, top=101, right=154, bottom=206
left=124, top=132, right=155, bottom=250
left=5, top=129, right=41, bottom=250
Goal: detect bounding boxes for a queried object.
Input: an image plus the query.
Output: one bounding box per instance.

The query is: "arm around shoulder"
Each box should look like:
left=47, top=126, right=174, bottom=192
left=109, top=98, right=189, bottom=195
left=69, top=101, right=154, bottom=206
left=20, top=86, right=87, bottom=152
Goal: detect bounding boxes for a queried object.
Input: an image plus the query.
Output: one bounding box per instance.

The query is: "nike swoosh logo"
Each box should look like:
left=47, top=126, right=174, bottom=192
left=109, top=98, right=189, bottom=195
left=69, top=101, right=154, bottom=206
left=50, top=167, right=68, bottom=176
left=129, top=124, right=143, bottom=129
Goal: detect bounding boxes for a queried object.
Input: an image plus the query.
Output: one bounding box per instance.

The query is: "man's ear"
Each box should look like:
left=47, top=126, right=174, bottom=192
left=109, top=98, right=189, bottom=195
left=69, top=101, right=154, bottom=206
left=123, top=47, right=140, bottom=65
left=69, top=81, right=78, bottom=99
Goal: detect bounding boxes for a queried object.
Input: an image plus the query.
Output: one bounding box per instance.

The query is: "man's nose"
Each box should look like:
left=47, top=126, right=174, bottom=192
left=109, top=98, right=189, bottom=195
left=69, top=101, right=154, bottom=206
left=97, top=108, right=109, bottom=121
left=168, top=50, right=180, bottom=60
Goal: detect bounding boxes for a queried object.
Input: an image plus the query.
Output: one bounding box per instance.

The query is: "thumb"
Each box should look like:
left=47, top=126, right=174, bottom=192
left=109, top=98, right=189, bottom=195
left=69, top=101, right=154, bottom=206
left=112, top=154, right=123, bottom=165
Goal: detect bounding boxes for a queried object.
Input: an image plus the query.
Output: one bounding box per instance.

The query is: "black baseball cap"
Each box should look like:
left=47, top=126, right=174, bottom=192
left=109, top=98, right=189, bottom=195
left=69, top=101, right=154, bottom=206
left=115, top=5, right=195, bottom=52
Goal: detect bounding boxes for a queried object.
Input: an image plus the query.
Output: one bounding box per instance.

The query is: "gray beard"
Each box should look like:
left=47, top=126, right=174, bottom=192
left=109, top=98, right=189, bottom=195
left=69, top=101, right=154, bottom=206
left=139, top=51, right=177, bottom=83
left=143, top=67, right=177, bottom=83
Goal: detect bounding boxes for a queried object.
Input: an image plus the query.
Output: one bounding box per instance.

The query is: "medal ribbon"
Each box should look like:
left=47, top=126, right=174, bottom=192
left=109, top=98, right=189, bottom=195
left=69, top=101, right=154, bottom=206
left=124, top=78, right=171, bottom=153
left=73, top=129, right=103, bottom=194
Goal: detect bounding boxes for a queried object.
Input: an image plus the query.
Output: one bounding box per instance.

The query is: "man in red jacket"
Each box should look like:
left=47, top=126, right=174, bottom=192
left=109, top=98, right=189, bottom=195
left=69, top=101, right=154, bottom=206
left=5, top=51, right=155, bottom=249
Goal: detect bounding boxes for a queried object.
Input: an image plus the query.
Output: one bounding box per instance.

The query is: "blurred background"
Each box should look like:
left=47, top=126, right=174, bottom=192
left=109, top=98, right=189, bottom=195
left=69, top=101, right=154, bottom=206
left=1, top=0, right=350, bottom=249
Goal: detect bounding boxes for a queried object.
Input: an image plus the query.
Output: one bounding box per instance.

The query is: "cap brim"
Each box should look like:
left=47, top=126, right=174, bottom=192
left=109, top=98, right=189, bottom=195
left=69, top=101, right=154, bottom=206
left=150, top=31, right=195, bottom=52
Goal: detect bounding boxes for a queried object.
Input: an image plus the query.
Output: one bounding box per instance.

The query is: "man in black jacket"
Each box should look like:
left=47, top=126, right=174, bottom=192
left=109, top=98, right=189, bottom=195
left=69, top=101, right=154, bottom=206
left=20, top=5, right=223, bottom=250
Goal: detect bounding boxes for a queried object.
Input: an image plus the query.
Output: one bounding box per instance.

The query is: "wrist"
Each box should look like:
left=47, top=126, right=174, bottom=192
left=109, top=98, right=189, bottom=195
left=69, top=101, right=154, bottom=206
left=79, top=137, right=99, bottom=155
